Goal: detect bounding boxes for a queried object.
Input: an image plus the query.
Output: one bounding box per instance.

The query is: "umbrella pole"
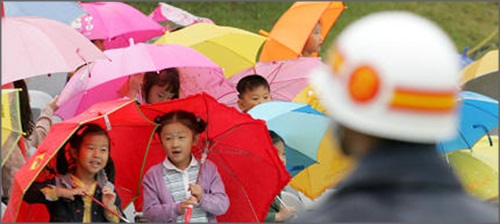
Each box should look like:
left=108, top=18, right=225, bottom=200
left=276, top=195, right=287, bottom=207
left=82, top=192, right=131, bottom=223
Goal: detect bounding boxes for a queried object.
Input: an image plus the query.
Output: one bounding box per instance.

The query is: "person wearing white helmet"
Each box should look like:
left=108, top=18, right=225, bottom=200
left=293, top=11, right=498, bottom=222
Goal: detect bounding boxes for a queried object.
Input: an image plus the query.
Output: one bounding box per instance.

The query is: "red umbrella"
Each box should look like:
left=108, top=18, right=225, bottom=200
left=139, top=93, right=291, bottom=222
left=2, top=98, right=157, bottom=222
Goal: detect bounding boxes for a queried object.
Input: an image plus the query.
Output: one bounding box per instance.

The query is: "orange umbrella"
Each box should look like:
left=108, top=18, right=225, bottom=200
left=259, top=1, right=345, bottom=62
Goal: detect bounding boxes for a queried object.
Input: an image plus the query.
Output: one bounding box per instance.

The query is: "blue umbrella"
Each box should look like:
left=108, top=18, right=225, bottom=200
left=4, top=1, right=87, bottom=25
left=437, top=91, right=498, bottom=154
left=248, top=101, right=331, bottom=177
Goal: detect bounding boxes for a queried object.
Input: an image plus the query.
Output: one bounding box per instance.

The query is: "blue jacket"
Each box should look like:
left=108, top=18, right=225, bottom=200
left=293, top=141, right=498, bottom=222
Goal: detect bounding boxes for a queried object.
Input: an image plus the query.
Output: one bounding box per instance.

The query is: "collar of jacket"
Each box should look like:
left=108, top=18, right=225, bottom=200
left=55, top=170, right=110, bottom=189
left=333, top=140, right=464, bottom=195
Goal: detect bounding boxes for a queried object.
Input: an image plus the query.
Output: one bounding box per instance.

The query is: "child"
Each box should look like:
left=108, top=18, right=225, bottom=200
left=141, top=68, right=180, bottom=104
left=265, top=131, right=297, bottom=222
left=236, top=74, right=272, bottom=112
left=23, top=124, right=125, bottom=222
left=302, top=22, right=323, bottom=57
left=142, top=110, right=229, bottom=222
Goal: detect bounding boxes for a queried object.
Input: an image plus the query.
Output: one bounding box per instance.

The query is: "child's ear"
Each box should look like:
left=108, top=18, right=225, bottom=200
left=192, top=134, right=200, bottom=145
left=70, top=147, right=78, bottom=159
left=237, top=99, right=246, bottom=111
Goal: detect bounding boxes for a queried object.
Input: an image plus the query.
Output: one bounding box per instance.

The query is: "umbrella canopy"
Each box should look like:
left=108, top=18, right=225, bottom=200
left=462, top=71, right=498, bottom=101
left=55, top=43, right=236, bottom=120
left=2, top=16, right=107, bottom=85
left=148, top=2, right=214, bottom=30
left=259, top=1, right=345, bottom=62
left=248, top=101, right=331, bottom=177
left=224, top=57, right=324, bottom=109
left=2, top=98, right=158, bottom=222
left=289, top=127, right=354, bottom=200
left=74, top=2, right=165, bottom=50
left=292, top=85, right=327, bottom=113
left=139, top=93, right=291, bottom=222
left=461, top=50, right=498, bottom=85
left=461, top=50, right=499, bottom=100
left=1, top=88, right=23, bottom=167
left=154, top=23, right=266, bottom=78
left=444, top=135, right=498, bottom=201
left=437, top=91, right=498, bottom=154
left=3, top=1, right=86, bottom=25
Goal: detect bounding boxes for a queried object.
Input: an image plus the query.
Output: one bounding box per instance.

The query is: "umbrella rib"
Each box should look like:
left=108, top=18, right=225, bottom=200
left=207, top=153, right=260, bottom=222
left=208, top=136, right=254, bottom=155
left=268, top=63, right=285, bottom=84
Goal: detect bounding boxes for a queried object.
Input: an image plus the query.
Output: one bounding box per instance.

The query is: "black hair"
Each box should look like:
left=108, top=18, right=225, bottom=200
left=236, top=74, right=270, bottom=99
left=269, top=130, right=285, bottom=145
left=13, top=80, right=35, bottom=137
left=154, top=110, right=206, bottom=138
left=56, top=123, right=116, bottom=183
left=142, top=68, right=180, bottom=104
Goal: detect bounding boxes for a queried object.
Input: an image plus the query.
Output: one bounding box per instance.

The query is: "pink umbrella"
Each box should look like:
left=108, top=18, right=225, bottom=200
left=149, top=2, right=214, bottom=31
left=2, top=16, right=107, bottom=85
left=55, top=43, right=237, bottom=120
left=223, top=57, right=324, bottom=109
left=73, top=2, right=165, bottom=50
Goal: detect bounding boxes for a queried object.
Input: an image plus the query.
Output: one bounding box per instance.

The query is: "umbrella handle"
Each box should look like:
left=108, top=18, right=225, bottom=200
left=82, top=192, right=131, bottom=223
left=472, top=124, right=493, bottom=147
left=276, top=196, right=287, bottom=207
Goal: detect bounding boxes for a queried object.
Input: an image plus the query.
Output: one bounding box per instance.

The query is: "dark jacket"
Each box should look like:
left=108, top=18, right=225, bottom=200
left=265, top=194, right=281, bottom=222
left=293, top=141, right=499, bottom=222
left=23, top=173, right=126, bottom=222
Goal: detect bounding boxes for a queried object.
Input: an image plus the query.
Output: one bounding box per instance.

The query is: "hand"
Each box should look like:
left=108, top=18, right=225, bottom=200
left=275, top=205, right=297, bottom=222
left=56, top=186, right=87, bottom=200
left=188, top=184, right=203, bottom=202
left=101, top=186, right=117, bottom=209
left=178, top=196, right=199, bottom=214
left=48, top=95, right=59, bottom=111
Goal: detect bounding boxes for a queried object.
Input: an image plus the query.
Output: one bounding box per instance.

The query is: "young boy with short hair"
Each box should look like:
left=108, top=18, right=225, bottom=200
left=236, top=74, right=272, bottom=112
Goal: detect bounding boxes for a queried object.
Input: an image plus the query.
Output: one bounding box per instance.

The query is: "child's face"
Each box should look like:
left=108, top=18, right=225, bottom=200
left=147, top=84, right=176, bottom=104
left=73, top=134, right=110, bottom=176
left=303, top=23, right=323, bottom=56
left=274, top=141, right=287, bottom=166
left=237, top=85, right=272, bottom=112
left=160, top=121, right=198, bottom=169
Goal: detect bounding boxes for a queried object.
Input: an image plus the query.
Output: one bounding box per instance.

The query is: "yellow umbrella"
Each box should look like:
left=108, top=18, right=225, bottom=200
left=460, top=49, right=498, bottom=100
left=445, top=135, right=498, bottom=201
left=154, top=23, right=266, bottom=78
left=2, top=88, right=24, bottom=167
left=460, top=49, right=498, bottom=85
left=289, top=127, right=355, bottom=200
left=293, top=85, right=326, bottom=113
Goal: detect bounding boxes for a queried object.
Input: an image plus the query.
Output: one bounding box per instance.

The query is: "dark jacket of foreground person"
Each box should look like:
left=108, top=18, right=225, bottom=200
left=293, top=141, right=499, bottom=222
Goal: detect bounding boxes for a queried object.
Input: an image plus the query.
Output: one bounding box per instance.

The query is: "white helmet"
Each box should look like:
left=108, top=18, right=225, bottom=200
left=310, top=11, right=460, bottom=143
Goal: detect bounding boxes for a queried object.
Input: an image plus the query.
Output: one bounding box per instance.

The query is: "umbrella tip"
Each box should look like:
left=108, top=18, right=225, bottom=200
left=259, top=29, right=269, bottom=37
left=129, top=38, right=135, bottom=47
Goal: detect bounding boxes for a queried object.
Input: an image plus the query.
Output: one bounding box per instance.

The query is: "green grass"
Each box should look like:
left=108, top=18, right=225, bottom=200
left=127, top=1, right=498, bottom=59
